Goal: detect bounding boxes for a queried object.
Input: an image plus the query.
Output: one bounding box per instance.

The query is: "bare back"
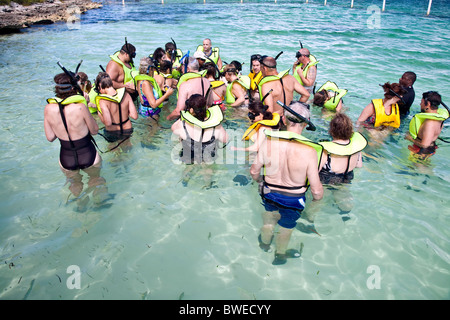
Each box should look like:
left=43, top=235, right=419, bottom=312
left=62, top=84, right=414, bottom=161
left=262, top=74, right=307, bottom=114
left=99, top=92, right=138, bottom=131
left=44, top=102, right=98, bottom=142
left=254, top=138, right=321, bottom=196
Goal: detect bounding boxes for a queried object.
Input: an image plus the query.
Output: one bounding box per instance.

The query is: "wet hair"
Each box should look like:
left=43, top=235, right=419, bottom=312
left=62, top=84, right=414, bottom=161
left=422, top=91, right=442, bottom=110
left=230, top=60, right=242, bottom=72
left=329, top=113, right=353, bottom=140
left=95, top=72, right=113, bottom=92
left=248, top=100, right=274, bottom=121
left=186, top=94, right=207, bottom=120
left=313, top=90, right=329, bottom=107
left=76, top=72, right=91, bottom=93
left=160, top=60, right=173, bottom=73
left=382, top=82, right=407, bottom=99
left=153, top=47, right=166, bottom=63
left=204, top=62, right=218, bottom=79
left=54, top=72, right=78, bottom=99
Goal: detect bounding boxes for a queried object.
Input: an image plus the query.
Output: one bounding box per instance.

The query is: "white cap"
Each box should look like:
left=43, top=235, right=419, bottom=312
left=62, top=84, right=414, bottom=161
left=194, top=51, right=207, bottom=60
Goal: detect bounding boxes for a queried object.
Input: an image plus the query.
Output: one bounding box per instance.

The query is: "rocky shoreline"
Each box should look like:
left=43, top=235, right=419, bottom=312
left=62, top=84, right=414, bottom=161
left=0, top=0, right=103, bottom=34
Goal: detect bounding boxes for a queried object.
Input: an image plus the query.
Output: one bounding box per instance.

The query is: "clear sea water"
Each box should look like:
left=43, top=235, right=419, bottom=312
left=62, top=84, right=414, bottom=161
left=0, top=0, right=449, bottom=300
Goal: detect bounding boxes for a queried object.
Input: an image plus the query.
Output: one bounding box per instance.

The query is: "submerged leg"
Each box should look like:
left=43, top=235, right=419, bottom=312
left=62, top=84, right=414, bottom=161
left=260, top=211, right=280, bottom=248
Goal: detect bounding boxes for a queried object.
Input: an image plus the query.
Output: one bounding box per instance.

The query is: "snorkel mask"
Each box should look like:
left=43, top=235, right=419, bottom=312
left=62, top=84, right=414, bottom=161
left=277, top=100, right=316, bottom=131
left=56, top=60, right=84, bottom=95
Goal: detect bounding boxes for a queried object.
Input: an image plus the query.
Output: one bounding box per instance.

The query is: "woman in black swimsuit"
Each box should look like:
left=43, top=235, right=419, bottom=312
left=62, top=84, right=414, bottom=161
left=45, top=72, right=108, bottom=207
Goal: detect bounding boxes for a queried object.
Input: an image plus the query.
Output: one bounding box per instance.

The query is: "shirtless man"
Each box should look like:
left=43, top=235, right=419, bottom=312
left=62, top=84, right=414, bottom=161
left=250, top=102, right=323, bottom=265
left=405, top=91, right=448, bottom=158
left=259, top=56, right=310, bottom=115
left=292, top=48, right=317, bottom=94
left=200, top=38, right=223, bottom=70
left=106, top=42, right=137, bottom=97
left=167, top=57, right=212, bottom=121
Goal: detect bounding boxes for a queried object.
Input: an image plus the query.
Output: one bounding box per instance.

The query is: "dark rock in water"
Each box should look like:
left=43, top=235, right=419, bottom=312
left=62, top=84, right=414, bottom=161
left=233, top=174, right=249, bottom=186
left=0, top=0, right=102, bottom=34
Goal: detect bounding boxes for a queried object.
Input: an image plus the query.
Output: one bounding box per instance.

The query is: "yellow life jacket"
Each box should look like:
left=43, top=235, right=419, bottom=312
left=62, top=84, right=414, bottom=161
left=293, top=55, right=319, bottom=86
left=172, top=48, right=183, bottom=68
left=210, top=80, right=225, bottom=89
left=176, top=71, right=206, bottom=98
left=134, top=74, right=164, bottom=109
left=264, top=130, right=323, bottom=168
left=316, top=81, right=348, bottom=111
left=225, top=75, right=251, bottom=104
left=47, top=95, right=87, bottom=107
left=94, top=88, right=126, bottom=114
left=88, top=87, right=99, bottom=114
left=408, top=108, right=449, bottom=139
left=242, top=113, right=281, bottom=141
left=196, top=45, right=220, bottom=65
left=180, top=105, right=223, bottom=129
left=258, top=69, right=290, bottom=101
left=319, top=132, right=368, bottom=156
left=372, top=98, right=401, bottom=128
left=249, top=71, right=263, bottom=91
left=109, top=51, right=138, bottom=86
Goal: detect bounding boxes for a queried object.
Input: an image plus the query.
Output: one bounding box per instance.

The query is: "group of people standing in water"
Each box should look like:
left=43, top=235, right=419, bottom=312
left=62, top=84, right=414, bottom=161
left=44, top=37, right=449, bottom=265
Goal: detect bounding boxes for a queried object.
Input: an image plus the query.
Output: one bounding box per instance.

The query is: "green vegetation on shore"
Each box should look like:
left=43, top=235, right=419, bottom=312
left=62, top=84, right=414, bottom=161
left=0, top=0, right=45, bottom=6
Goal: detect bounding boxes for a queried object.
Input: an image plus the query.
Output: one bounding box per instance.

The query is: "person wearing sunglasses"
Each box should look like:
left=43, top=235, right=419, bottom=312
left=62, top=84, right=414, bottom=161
left=258, top=56, right=310, bottom=116
left=292, top=48, right=318, bottom=94
left=106, top=40, right=138, bottom=101
left=405, top=91, right=449, bottom=159
left=250, top=101, right=323, bottom=265
left=357, top=82, right=406, bottom=130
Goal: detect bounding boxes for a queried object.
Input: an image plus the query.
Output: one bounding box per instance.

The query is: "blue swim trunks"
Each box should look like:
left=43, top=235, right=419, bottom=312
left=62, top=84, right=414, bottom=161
left=261, top=188, right=306, bottom=229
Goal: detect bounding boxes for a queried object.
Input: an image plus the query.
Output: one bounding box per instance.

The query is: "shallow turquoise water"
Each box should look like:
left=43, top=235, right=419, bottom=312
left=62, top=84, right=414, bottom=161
left=0, top=0, right=449, bottom=300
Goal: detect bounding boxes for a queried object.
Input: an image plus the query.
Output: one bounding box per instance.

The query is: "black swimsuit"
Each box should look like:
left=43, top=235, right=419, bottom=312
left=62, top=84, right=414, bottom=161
left=180, top=122, right=217, bottom=164
left=59, top=135, right=97, bottom=170
left=319, top=154, right=354, bottom=184
left=57, top=101, right=97, bottom=170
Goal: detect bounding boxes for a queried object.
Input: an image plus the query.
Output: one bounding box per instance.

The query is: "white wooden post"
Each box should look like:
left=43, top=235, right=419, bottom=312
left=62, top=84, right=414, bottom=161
left=351, top=0, right=354, bottom=8
left=382, top=0, right=386, bottom=11
left=427, top=0, right=432, bottom=16
left=324, top=0, right=327, bottom=6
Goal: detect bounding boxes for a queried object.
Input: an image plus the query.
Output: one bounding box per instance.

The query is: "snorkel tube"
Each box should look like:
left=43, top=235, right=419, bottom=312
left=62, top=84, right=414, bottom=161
left=180, top=51, right=190, bottom=74
left=123, top=37, right=136, bottom=66
left=261, top=88, right=273, bottom=103
left=274, top=51, right=283, bottom=60
left=379, top=84, right=406, bottom=105
left=276, top=100, right=316, bottom=131
left=56, top=60, right=84, bottom=96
